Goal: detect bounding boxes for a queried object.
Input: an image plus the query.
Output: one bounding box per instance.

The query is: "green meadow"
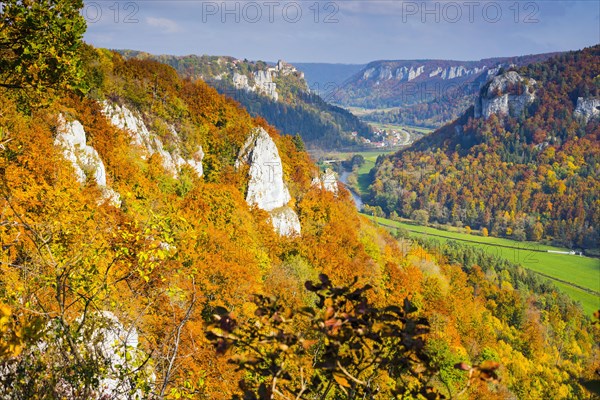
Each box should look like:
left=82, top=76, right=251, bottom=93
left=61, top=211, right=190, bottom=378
left=367, top=215, right=600, bottom=315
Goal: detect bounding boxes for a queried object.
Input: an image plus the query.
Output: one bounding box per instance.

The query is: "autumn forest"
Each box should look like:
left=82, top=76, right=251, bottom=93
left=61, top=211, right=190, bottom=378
left=0, top=1, right=598, bottom=400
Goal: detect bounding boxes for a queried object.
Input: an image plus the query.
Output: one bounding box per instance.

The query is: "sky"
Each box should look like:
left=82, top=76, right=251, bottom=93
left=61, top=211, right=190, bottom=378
left=83, top=0, right=600, bottom=63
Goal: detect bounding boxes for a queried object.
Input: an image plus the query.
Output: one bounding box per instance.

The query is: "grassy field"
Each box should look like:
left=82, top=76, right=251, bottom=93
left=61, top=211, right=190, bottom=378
left=355, top=151, right=388, bottom=194
left=344, top=107, right=436, bottom=133
left=367, top=121, right=434, bottom=135
left=399, top=124, right=435, bottom=134
left=345, top=106, right=400, bottom=117
left=366, top=215, right=600, bottom=315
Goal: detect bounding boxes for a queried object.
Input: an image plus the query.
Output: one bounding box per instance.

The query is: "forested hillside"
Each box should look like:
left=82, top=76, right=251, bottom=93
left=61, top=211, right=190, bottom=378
left=368, top=46, right=600, bottom=252
left=0, top=2, right=598, bottom=399
left=117, top=51, right=373, bottom=149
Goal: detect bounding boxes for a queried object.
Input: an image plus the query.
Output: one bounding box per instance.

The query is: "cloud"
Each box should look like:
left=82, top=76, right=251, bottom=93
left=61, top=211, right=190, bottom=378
left=146, top=17, right=181, bottom=33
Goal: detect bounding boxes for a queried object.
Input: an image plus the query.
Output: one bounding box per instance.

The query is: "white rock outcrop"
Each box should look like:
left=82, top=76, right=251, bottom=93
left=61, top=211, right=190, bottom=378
left=429, top=67, right=443, bottom=78
left=442, top=65, right=462, bottom=79
left=574, top=97, right=600, bottom=123
left=363, top=67, right=376, bottom=80
left=378, top=66, right=393, bottom=80
left=364, top=64, right=486, bottom=82
left=436, top=65, right=481, bottom=80
left=270, top=207, right=302, bottom=238
left=236, top=127, right=301, bottom=236
left=232, top=72, right=249, bottom=91
left=88, top=311, right=147, bottom=399
left=364, top=65, right=427, bottom=82
left=101, top=101, right=204, bottom=178
left=475, top=71, right=536, bottom=119
left=311, top=168, right=338, bottom=194
left=232, top=71, right=279, bottom=101
left=0, top=311, right=151, bottom=399
left=228, top=59, right=303, bottom=101
left=55, top=115, right=121, bottom=206
left=101, top=101, right=153, bottom=153
left=253, top=70, right=279, bottom=101
left=409, top=66, right=425, bottom=81
left=393, top=66, right=424, bottom=81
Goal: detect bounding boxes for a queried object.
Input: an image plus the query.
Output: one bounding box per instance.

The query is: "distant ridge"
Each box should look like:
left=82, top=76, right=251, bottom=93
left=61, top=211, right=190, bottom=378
left=330, top=52, right=561, bottom=128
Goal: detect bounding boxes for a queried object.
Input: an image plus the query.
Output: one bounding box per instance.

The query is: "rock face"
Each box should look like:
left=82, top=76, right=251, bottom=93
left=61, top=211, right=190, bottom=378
left=330, top=53, right=558, bottom=111
left=236, top=128, right=301, bottom=236
left=574, top=97, right=600, bottom=122
left=475, top=71, right=537, bottom=119
left=101, top=101, right=153, bottom=153
left=269, top=207, right=302, bottom=237
left=233, top=70, right=278, bottom=101
left=101, top=101, right=204, bottom=178
left=312, top=168, right=338, bottom=194
left=440, top=65, right=481, bottom=79
left=55, top=115, right=121, bottom=206
left=86, top=311, right=147, bottom=399
left=363, top=64, right=483, bottom=83
left=0, top=311, right=152, bottom=399
left=393, top=65, right=424, bottom=81
left=254, top=70, right=279, bottom=101
left=231, top=60, right=304, bottom=101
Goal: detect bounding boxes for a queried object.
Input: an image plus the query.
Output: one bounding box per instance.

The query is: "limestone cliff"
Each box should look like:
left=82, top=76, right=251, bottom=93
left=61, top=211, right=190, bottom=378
left=329, top=53, right=557, bottom=121
left=101, top=101, right=204, bottom=178
left=231, top=60, right=302, bottom=101
left=116, top=51, right=372, bottom=150
left=574, top=97, right=600, bottom=123
left=232, top=70, right=278, bottom=101
left=475, top=71, right=536, bottom=119
left=84, top=312, right=148, bottom=399
left=362, top=63, right=483, bottom=83
left=312, top=168, right=339, bottom=195
left=55, top=115, right=121, bottom=206
left=236, top=128, right=301, bottom=236
left=29, top=312, right=149, bottom=399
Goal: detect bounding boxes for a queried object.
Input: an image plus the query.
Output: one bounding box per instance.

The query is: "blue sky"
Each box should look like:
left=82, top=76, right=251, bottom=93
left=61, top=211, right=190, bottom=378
left=83, top=0, right=600, bottom=63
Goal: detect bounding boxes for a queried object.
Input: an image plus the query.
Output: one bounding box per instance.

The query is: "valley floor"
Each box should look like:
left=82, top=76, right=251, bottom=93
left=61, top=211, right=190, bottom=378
left=323, top=149, right=599, bottom=316
left=367, top=215, right=600, bottom=316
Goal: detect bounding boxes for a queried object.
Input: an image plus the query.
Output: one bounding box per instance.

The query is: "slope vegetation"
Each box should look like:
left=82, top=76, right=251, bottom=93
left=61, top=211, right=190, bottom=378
left=0, top=43, right=597, bottom=398
left=118, top=51, right=373, bottom=149
left=368, top=46, right=600, bottom=252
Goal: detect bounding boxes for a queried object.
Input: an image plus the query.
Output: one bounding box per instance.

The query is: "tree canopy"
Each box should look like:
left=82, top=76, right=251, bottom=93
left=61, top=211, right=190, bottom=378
left=0, top=0, right=87, bottom=106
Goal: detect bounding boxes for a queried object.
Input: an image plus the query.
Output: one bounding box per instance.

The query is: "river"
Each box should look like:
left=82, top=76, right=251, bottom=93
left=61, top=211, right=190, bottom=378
left=339, top=170, right=363, bottom=210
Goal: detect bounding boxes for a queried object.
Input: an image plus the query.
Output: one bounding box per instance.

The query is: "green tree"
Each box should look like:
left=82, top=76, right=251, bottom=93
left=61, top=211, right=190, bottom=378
left=292, top=133, right=306, bottom=152
left=412, top=209, right=430, bottom=225
left=0, top=0, right=87, bottom=106
left=532, top=221, right=544, bottom=241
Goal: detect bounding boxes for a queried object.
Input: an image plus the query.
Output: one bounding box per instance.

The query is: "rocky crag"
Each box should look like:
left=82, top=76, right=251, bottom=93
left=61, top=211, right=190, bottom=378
left=236, top=127, right=302, bottom=236
left=474, top=71, right=537, bottom=119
